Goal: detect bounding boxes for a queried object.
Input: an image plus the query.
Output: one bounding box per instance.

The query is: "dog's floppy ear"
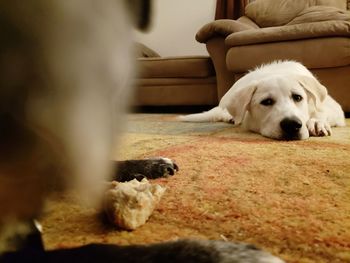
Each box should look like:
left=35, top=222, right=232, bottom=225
left=297, top=75, right=328, bottom=111
left=220, top=81, right=257, bottom=125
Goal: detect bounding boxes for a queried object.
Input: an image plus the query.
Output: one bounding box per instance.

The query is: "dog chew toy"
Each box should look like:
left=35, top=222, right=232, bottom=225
left=103, top=179, right=166, bottom=230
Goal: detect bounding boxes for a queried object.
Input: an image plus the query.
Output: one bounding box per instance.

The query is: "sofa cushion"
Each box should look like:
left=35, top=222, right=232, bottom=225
left=225, top=20, right=350, bottom=47
left=226, top=37, right=350, bottom=72
left=245, top=0, right=348, bottom=27
left=134, top=77, right=218, bottom=106
left=287, top=6, right=350, bottom=25
left=138, top=56, right=215, bottom=78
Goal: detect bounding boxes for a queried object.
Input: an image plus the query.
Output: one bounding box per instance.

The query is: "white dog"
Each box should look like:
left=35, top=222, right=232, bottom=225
left=180, top=61, right=346, bottom=140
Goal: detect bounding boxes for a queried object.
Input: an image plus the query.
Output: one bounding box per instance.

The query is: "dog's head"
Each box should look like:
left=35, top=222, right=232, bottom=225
left=222, top=74, right=327, bottom=140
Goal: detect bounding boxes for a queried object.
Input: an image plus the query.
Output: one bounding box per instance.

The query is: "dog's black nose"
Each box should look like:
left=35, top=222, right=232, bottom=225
left=280, top=117, right=302, bottom=138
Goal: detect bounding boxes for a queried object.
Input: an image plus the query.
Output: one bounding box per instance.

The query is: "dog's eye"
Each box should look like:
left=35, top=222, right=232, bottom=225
left=292, top=94, right=303, bottom=102
left=260, top=98, right=275, bottom=106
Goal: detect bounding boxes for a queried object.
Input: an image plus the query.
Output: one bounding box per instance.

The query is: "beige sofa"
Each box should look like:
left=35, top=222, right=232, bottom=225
left=134, top=56, right=217, bottom=106
left=133, top=42, right=217, bottom=107
left=196, top=0, right=350, bottom=112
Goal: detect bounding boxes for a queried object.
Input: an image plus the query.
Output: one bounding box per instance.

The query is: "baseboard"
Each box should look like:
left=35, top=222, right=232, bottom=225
left=131, top=105, right=215, bottom=114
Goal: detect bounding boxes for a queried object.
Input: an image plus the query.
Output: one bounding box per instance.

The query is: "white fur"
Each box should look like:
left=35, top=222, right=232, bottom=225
left=179, top=61, right=345, bottom=140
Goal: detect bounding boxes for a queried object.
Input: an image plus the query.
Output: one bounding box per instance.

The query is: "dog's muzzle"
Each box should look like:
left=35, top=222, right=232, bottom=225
left=280, top=117, right=302, bottom=140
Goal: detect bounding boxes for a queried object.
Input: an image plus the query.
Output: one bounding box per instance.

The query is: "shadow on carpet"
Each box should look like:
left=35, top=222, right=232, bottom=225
left=42, top=114, right=350, bottom=263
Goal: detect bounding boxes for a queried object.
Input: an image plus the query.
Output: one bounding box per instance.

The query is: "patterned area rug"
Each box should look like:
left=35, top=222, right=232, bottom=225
left=42, top=114, right=350, bottom=263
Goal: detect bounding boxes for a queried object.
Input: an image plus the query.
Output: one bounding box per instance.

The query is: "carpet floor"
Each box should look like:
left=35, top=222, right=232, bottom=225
left=41, top=114, right=350, bottom=263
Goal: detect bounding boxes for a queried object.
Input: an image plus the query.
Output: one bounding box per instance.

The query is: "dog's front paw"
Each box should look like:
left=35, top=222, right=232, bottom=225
left=145, top=157, right=179, bottom=178
left=113, top=157, right=179, bottom=182
left=307, top=118, right=332, bottom=137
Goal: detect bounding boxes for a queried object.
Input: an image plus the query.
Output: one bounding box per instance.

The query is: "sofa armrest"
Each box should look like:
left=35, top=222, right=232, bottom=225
left=135, top=42, right=161, bottom=58
left=195, top=19, right=255, bottom=43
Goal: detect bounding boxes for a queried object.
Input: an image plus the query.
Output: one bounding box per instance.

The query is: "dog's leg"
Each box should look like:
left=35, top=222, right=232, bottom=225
left=1, top=239, right=284, bottom=263
left=178, top=107, right=234, bottom=123
left=112, top=158, right=179, bottom=182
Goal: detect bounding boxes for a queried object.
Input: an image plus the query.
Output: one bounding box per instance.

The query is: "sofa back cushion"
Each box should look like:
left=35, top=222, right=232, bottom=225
left=246, top=0, right=348, bottom=27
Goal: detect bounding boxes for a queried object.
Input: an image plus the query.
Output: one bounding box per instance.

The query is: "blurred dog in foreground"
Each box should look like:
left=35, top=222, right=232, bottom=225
left=0, top=1, right=284, bottom=262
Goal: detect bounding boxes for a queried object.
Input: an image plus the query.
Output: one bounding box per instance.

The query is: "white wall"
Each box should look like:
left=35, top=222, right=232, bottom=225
left=135, top=0, right=216, bottom=57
